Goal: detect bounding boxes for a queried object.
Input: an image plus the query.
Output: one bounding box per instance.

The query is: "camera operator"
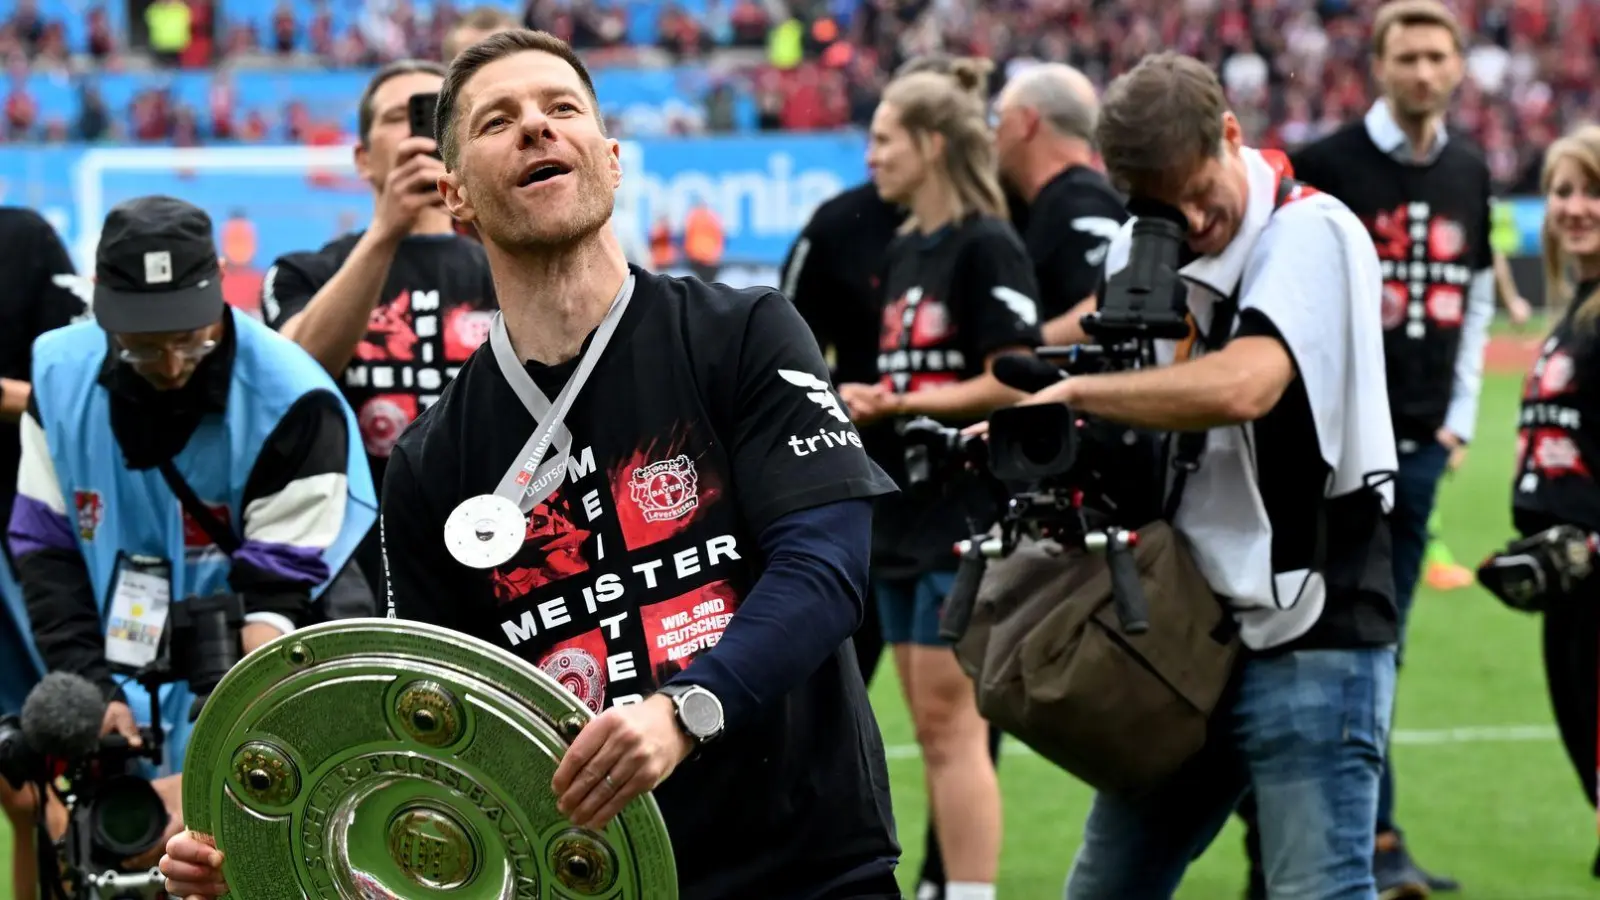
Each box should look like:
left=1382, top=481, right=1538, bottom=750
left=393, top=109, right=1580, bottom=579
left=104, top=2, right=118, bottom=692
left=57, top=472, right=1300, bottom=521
left=4, top=196, right=378, bottom=876
left=991, top=63, right=1127, bottom=347
left=260, top=60, right=498, bottom=601
left=1498, top=125, right=1600, bottom=854
left=777, top=51, right=997, bottom=900
left=0, top=207, right=86, bottom=719
left=838, top=59, right=1042, bottom=900
left=998, top=52, right=1398, bottom=899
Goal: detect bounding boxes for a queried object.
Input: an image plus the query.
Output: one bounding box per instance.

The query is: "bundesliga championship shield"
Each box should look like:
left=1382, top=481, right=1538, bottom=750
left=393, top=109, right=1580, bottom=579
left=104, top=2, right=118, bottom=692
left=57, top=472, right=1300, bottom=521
left=182, top=618, right=677, bottom=899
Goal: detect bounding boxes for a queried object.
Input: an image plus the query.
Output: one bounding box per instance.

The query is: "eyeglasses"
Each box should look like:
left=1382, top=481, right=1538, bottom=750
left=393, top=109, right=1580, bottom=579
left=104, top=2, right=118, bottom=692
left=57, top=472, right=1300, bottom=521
left=117, top=338, right=218, bottom=365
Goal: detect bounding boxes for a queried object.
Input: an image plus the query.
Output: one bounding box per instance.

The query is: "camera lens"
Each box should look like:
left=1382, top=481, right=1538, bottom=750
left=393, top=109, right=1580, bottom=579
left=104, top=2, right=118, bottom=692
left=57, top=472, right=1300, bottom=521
left=88, top=774, right=169, bottom=862
left=186, top=607, right=242, bottom=698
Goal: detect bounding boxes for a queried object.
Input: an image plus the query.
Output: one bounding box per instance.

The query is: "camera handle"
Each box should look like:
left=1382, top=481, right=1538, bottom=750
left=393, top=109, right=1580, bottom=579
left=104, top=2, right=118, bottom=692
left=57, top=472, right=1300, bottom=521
left=939, top=535, right=1003, bottom=643
left=1087, top=528, right=1149, bottom=634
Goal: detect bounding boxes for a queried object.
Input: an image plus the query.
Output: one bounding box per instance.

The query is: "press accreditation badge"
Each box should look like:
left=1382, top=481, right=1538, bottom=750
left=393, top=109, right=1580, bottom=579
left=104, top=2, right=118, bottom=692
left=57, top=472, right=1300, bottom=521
left=104, top=554, right=172, bottom=670
left=444, top=494, right=526, bottom=569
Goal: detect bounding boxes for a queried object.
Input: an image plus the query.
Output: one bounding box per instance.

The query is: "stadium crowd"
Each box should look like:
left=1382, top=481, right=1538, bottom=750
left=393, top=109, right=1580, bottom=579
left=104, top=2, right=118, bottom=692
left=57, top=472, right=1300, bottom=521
left=0, top=0, right=1596, bottom=189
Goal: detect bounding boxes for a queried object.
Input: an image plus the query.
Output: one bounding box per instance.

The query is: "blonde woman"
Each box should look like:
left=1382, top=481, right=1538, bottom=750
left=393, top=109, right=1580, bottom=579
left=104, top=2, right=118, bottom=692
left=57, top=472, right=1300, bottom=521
left=838, top=58, right=1043, bottom=900
left=1509, top=123, right=1600, bottom=840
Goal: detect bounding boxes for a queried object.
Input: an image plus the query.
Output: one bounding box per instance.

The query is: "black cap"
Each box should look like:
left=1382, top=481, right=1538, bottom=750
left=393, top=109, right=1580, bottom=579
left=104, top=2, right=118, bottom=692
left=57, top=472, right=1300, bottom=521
left=93, top=195, right=225, bottom=334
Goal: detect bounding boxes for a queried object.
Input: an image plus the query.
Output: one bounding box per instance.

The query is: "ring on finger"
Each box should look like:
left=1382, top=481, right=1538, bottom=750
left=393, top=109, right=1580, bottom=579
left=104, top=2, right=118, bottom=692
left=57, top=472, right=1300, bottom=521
left=603, top=774, right=618, bottom=791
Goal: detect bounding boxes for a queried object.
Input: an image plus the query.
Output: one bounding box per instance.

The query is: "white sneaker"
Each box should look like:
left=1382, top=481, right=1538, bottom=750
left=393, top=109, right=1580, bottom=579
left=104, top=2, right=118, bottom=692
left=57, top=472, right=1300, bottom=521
left=916, top=882, right=943, bottom=900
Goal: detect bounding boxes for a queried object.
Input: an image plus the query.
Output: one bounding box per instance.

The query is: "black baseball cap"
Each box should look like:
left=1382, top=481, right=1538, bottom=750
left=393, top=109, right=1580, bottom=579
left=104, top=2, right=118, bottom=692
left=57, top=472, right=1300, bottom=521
left=93, top=195, right=225, bottom=334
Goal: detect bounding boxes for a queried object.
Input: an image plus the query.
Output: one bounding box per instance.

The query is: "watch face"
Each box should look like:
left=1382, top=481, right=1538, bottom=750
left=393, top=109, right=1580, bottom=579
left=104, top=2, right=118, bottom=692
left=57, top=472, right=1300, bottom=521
left=680, top=691, right=722, bottom=737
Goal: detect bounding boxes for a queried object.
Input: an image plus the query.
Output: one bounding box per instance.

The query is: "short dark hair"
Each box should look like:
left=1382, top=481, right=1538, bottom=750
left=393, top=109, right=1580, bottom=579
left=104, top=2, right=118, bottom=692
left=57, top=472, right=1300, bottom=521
left=357, top=59, right=447, bottom=146
left=1095, top=52, right=1227, bottom=196
left=436, top=29, right=602, bottom=171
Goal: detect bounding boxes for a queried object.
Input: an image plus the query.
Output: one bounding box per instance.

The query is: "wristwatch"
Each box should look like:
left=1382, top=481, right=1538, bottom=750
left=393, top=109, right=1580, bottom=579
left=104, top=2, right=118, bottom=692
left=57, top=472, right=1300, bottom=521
left=657, top=683, right=725, bottom=744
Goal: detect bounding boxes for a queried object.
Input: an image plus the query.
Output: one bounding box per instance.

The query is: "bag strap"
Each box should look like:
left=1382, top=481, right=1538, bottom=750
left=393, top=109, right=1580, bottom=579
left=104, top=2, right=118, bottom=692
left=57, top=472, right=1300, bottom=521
left=1164, top=174, right=1304, bottom=521
left=157, top=459, right=242, bottom=555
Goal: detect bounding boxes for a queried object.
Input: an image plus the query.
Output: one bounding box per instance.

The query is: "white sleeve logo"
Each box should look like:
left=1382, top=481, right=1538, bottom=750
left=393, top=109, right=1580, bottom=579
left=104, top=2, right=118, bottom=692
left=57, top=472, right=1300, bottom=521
left=1072, top=216, right=1124, bottom=266
left=777, top=368, right=850, bottom=423
left=991, top=285, right=1038, bottom=326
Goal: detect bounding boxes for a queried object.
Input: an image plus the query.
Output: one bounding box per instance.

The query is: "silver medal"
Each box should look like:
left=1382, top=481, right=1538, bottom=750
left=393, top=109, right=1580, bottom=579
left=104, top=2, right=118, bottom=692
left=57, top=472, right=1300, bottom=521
left=444, top=494, right=526, bottom=569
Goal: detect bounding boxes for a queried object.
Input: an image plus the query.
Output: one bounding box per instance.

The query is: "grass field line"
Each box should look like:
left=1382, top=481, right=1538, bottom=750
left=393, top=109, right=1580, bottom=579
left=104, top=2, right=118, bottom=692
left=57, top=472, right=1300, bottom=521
left=880, top=724, right=1560, bottom=761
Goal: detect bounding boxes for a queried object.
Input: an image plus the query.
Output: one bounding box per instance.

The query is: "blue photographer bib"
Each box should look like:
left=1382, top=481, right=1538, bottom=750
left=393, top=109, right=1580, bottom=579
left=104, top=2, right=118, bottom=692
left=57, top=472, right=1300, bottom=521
left=29, top=310, right=377, bottom=774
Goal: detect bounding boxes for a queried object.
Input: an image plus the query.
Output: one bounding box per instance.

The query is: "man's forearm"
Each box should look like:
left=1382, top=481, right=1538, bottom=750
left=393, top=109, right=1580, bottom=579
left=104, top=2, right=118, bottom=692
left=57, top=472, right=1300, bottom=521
left=1044, top=339, right=1289, bottom=432
left=17, top=548, right=115, bottom=696
left=900, top=373, right=1026, bottom=421
left=280, top=228, right=404, bottom=375
left=0, top=378, right=28, bottom=423
left=1493, top=251, right=1519, bottom=306
left=1040, top=297, right=1097, bottom=346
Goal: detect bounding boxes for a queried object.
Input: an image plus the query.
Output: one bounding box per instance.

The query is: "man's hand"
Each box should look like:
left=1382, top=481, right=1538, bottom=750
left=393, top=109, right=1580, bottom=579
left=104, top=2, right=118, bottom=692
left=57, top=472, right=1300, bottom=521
left=160, top=831, right=227, bottom=898
left=551, top=693, right=693, bottom=831
left=837, top=382, right=899, bottom=426
left=123, top=774, right=183, bottom=870
left=1505, top=295, right=1532, bottom=327
left=1437, top=427, right=1468, bottom=472
left=1, top=776, right=37, bottom=826
left=370, top=136, right=448, bottom=244
left=241, top=621, right=286, bottom=655
left=102, top=700, right=142, bottom=748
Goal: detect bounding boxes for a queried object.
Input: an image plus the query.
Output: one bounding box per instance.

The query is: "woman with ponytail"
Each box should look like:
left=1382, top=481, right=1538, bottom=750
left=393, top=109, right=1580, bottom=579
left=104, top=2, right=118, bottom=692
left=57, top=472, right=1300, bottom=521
left=838, top=57, right=1044, bottom=900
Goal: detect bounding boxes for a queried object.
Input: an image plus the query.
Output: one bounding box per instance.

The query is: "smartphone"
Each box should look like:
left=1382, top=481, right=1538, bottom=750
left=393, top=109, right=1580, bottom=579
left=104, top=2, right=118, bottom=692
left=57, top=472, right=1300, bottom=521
left=407, top=92, right=441, bottom=159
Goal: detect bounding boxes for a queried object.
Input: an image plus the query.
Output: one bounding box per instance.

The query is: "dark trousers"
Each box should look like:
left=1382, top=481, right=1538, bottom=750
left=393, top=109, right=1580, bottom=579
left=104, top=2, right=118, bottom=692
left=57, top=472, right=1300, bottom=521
left=1377, top=438, right=1452, bottom=834
left=1542, top=577, right=1600, bottom=811
left=853, top=580, right=1003, bottom=889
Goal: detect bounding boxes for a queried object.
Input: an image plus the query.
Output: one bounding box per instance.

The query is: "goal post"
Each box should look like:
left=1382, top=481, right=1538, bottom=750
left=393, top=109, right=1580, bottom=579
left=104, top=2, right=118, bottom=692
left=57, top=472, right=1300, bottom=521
left=71, top=141, right=647, bottom=271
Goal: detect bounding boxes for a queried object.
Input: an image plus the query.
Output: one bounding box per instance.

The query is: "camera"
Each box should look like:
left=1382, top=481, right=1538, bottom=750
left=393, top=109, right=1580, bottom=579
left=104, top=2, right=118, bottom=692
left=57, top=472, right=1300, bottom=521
left=899, top=416, right=989, bottom=490
left=1477, top=525, right=1599, bottom=612
left=5, top=591, right=246, bottom=900
left=932, top=200, right=1195, bottom=643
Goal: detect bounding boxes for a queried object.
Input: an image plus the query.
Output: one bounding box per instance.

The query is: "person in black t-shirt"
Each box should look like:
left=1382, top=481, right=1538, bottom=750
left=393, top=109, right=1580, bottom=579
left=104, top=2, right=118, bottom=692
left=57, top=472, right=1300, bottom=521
left=1003, top=52, right=1398, bottom=900
left=0, top=208, right=84, bottom=721
left=1286, top=4, right=1484, bottom=892
left=1507, top=125, right=1600, bottom=865
left=991, top=62, right=1127, bottom=345
left=260, top=59, right=498, bottom=603
left=164, top=28, right=903, bottom=900
left=838, top=59, right=1042, bottom=900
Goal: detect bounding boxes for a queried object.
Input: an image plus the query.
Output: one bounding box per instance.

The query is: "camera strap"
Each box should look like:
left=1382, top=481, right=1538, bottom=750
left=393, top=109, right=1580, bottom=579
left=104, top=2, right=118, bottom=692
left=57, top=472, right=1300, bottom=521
left=1164, top=174, right=1305, bottom=522
left=157, top=459, right=242, bottom=555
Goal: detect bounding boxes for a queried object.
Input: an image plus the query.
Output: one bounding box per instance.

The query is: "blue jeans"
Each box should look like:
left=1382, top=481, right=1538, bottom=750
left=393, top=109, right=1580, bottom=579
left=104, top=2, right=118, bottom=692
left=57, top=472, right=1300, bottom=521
left=875, top=571, right=957, bottom=647
left=1375, top=438, right=1450, bottom=835
left=1065, top=648, right=1397, bottom=900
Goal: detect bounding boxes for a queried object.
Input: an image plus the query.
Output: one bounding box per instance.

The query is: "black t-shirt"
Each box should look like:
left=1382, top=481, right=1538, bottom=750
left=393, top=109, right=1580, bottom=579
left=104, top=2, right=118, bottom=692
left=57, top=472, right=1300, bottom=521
left=260, top=231, right=498, bottom=488
left=1291, top=125, right=1494, bottom=442
left=0, top=208, right=85, bottom=545
left=873, top=215, right=1044, bottom=576
left=380, top=268, right=900, bottom=899
left=1021, top=165, right=1128, bottom=324
left=1513, top=279, right=1600, bottom=536
left=1235, top=311, right=1398, bottom=652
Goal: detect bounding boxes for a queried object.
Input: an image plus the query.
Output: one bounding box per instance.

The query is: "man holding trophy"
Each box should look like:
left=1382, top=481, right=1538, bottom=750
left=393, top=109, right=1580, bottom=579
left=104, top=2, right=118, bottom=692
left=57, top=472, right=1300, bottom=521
left=163, top=28, right=903, bottom=900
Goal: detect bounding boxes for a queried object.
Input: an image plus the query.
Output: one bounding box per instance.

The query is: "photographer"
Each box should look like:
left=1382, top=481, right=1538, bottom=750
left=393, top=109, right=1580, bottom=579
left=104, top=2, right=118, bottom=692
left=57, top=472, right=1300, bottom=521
left=840, top=59, right=1042, bottom=900
left=1501, top=125, right=1600, bottom=850
left=260, top=60, right=498, bottom=600
left=1008, top=53, right=1398, bottom=899
left=5, top=197, right=377, bottom=874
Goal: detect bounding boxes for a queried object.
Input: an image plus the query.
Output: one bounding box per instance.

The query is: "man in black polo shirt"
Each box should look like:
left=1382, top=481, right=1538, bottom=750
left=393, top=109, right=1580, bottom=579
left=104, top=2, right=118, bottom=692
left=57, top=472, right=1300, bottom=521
left=163, top=28, right=902, bottom=900
left=1287, top=3, right=1488, bottom=893
left=991, top=62, right=1127, bottom=345
left=0, top=207, right=85, bottom=717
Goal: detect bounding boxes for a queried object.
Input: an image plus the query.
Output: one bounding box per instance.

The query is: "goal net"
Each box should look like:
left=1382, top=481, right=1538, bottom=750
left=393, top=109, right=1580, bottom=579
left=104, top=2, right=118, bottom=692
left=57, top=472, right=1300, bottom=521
left=71, top=142, right=648, bottom=318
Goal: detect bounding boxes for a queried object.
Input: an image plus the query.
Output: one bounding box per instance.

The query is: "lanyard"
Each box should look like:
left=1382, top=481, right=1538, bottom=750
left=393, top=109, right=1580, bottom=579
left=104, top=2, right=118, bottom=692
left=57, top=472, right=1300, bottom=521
left=487, top=274, right=635, bottom=512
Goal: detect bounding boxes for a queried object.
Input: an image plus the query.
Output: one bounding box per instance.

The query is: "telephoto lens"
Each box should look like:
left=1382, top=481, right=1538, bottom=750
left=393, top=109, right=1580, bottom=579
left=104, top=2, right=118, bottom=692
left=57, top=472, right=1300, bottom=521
left=82, top=774, right=169, bottom=869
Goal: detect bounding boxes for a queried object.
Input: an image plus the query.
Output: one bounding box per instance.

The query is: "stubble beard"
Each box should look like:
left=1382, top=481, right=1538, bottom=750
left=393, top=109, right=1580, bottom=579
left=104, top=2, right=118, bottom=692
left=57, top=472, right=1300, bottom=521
left=472, top=158, right=615, bottom=253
